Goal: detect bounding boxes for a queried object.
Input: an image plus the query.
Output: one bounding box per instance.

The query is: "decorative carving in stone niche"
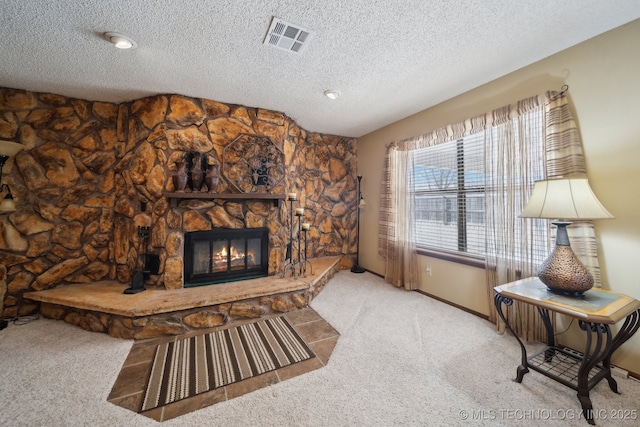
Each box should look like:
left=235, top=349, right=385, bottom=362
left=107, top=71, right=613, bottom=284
left=222, top=134, right=285, bottom=194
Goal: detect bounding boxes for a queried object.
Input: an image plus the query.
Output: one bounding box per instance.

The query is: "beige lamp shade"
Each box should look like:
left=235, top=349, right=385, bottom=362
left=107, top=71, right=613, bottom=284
left=0, top=140, right=25, bottom=157
left=520, top=177, right=613, bottom=295
left=0, top=184, right=16, bottom=212
left=520, top=178, right=614, bottom=220
left=0, top=196, right=16, bottom=212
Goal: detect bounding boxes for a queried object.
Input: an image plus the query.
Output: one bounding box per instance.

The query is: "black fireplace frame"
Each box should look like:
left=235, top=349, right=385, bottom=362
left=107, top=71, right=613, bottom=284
left=184, top=227, right=269, bottom=287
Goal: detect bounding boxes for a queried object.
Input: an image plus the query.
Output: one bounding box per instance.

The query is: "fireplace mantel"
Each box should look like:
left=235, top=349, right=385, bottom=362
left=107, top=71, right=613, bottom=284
left=166, top=192, right=286, bottom=207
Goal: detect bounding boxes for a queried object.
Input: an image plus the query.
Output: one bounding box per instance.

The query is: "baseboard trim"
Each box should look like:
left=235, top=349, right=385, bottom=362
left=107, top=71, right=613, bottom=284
left=360, top=271, right=488, bottom=320
left=363, top=269, right=384, bottom=279
left=414, top=289, right=489, bottom=321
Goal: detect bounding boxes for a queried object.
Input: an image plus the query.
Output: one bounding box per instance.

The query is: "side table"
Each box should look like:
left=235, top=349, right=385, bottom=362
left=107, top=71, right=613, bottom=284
left=494, top=277, right=640, bottom=425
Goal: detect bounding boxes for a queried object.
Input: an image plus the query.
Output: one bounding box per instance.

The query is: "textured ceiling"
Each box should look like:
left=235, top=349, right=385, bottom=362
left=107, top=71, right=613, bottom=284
left=1, top=1, right=639, bottom=137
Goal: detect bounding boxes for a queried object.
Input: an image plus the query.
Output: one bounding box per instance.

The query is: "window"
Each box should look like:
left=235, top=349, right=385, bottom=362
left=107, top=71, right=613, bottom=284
left=413, top=133, right=486, bottom=258
left=413, top=109, right=548, bottom=264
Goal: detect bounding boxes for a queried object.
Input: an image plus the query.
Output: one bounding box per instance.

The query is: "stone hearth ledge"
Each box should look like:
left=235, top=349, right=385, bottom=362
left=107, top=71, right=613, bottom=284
left=25, top=257, right=339, bottom=317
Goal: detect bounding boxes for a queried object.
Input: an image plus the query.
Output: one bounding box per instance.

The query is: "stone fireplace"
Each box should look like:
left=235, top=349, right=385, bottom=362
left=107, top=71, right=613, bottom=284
left=0, top=87, right=359, bottom=322
left=183, top=227, right=269, bottom=287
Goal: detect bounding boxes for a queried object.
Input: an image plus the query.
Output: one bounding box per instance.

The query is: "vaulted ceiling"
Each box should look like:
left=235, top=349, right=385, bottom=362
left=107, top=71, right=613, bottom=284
left=1, top=1, right=639, bottom=137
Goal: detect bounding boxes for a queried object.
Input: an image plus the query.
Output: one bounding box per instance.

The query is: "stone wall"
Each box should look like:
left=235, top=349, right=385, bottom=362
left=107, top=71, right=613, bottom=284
left=0, top=87, right=358, bottom=320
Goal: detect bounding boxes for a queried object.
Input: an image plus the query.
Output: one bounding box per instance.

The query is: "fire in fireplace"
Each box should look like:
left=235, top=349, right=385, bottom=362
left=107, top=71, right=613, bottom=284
left=184, top=228, right=269, bottom=287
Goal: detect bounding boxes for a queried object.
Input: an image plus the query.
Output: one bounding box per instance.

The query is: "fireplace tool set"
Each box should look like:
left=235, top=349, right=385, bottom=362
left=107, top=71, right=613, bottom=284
left=124, top=226, right=160, bottom=294
left=281, top=193, right=314, bottom=279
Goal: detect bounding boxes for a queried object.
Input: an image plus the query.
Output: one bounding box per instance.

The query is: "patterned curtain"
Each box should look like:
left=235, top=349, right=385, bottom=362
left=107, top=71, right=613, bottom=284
left=489, top=91, right=601, bottom=341
left=543, top=91, right=601, bottom=285
left=379, top=144, right=418, bottom=290
left=378, top=91, right=600, bottom=340
left=378, top=114, right=486, bottom=289
left=483, top=96, right=549, bottom=341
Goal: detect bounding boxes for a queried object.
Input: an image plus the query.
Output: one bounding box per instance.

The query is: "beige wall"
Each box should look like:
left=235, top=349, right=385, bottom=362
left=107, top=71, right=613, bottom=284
left=357, top=19, right=640, bottom=373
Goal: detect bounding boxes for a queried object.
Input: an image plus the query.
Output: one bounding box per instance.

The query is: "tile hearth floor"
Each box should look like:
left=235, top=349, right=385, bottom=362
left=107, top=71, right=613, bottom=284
left=107, top=307, right=339, bottom=422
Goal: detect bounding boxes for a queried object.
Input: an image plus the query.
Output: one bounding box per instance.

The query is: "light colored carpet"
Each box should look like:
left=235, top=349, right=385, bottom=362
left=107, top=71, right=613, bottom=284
left=1, top=271, right=639, bottom=426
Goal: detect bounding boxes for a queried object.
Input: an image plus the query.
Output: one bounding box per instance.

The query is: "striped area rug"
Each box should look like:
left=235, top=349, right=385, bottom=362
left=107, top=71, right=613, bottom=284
left=140, top=316, right=314, bottom=412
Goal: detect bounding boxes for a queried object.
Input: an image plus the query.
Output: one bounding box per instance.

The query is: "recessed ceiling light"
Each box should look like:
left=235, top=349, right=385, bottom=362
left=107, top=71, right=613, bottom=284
left=324, top=90, right=341, bottom=100
left=104, top=32, right=137, bottom=49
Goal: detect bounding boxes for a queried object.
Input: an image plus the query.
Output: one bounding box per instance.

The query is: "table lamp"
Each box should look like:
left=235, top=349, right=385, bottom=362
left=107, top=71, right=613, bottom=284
left=520, top=178, right=614, bottom=295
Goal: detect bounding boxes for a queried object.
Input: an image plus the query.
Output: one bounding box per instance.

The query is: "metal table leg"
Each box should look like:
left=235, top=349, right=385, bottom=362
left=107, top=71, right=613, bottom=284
left=495, top=293, right=529, bottom=382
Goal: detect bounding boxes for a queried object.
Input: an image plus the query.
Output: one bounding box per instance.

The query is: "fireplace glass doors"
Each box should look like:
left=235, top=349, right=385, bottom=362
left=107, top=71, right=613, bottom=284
left=184, top=228, right=269, bottom=287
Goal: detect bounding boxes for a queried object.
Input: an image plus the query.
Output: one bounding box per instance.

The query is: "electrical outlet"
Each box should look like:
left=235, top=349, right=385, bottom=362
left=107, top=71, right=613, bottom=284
left=425, top=265, right=432, bottom=276
left=611, top=365, right=629, bottom=380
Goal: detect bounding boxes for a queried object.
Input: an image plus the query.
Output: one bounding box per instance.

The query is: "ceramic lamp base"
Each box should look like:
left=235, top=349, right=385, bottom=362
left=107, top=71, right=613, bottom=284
left=538, top=245, right=594, bottom=295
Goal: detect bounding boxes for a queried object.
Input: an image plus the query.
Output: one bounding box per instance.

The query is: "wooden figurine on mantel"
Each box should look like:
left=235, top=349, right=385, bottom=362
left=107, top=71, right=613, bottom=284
left=172, top=158, right=188, bottom=192
left=190, top=152, right=204, bottom=192
left=205, top=162, right=219, bottom=193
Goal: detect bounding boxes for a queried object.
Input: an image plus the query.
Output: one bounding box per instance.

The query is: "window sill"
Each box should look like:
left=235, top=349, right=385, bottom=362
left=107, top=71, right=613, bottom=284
left=416, top=247, right=485, bottom=269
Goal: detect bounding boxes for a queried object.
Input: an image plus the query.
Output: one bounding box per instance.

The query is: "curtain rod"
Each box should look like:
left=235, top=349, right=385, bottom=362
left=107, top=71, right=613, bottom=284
left=559, top=84, right=569, bottom=96
left=386, top=85, right=569, bottom=149
left=549, top=84, right=569, bottom=101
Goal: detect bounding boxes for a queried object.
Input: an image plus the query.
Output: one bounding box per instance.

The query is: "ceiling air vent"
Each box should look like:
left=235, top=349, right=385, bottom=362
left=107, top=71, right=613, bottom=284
left=263, top=17, right=313, bottom=54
